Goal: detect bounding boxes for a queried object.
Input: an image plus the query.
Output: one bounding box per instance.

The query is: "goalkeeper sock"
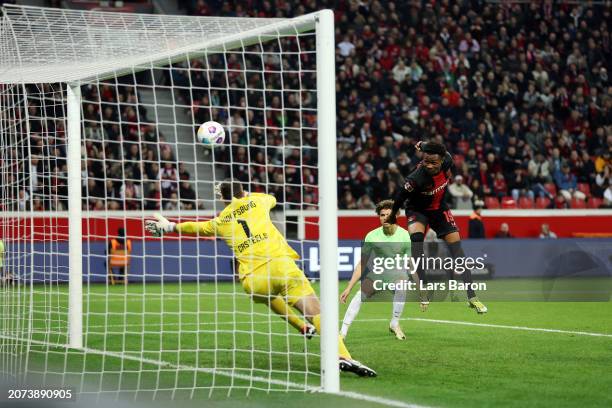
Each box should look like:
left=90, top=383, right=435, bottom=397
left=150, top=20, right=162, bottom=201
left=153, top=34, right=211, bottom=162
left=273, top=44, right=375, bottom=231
left=390, top=289, right=406, bottom=327
left=312, top=314, right=352, bottom=360
left=268, top=297, right=307, bottom=333
left=340, top=292, right=362, bottom=337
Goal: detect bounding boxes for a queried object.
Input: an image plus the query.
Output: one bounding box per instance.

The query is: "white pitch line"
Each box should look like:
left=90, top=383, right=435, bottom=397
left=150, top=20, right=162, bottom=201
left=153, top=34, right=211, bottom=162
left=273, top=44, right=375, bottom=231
left=51, top=317, right=612, bottom=338
left=359, top=317, right=612, bottom=338
left=0, top=334, right=424, bottom=408
left=337, top=390, right=430, bottom=408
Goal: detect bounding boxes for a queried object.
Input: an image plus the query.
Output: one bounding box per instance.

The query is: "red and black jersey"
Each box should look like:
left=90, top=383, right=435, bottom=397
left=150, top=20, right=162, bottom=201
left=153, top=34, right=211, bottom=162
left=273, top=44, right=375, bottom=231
left=392, top=152, right=454, bottom=213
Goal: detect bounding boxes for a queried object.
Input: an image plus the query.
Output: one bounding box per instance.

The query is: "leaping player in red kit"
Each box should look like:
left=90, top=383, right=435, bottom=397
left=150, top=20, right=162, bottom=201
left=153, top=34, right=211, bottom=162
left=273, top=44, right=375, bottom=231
left=391, top=141, right=488, bottom=314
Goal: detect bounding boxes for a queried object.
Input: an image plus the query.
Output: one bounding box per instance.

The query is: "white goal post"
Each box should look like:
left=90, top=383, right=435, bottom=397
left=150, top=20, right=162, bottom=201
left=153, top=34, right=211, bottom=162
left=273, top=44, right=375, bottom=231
left=0, top=4, right=338, bottom=396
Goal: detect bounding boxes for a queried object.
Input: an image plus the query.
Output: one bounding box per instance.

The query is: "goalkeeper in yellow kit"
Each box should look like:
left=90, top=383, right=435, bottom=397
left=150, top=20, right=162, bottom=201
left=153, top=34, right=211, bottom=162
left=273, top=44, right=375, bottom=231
left=145, top=180, right=376, bottom=377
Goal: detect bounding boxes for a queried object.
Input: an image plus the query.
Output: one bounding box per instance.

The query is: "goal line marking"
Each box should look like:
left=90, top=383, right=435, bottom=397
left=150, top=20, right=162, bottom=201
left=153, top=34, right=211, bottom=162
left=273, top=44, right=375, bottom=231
left=359, top=317, right=612, bottom=338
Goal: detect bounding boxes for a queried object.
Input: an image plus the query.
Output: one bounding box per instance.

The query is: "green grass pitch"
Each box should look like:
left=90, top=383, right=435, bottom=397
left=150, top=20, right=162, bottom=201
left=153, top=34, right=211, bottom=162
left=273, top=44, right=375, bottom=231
left=12, top=282, right=612, bottom=407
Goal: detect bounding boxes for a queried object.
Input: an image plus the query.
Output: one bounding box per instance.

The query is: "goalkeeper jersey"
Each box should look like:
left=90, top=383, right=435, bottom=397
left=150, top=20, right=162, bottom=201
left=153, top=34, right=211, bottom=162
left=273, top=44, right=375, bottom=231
left=175, top=193, right=299, bottom=276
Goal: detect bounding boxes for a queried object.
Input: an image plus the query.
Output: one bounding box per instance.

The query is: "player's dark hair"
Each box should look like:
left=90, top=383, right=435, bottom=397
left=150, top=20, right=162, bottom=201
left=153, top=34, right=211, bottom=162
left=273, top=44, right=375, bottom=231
left=220, top=180, right=244, bottom=200
left=421, top=141, right=447, bottom=156
left=375, top=199, right=394, bottom=215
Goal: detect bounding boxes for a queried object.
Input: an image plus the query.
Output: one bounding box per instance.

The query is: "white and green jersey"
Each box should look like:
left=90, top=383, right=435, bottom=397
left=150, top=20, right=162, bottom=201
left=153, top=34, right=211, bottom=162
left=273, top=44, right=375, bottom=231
left=363, top=226, right=412, bottom=282
left=363, top=226, right=411, bottom=257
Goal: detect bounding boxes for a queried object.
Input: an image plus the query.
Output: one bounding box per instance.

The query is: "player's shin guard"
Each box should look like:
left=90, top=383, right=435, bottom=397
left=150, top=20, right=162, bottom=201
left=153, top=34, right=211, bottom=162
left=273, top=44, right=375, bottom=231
left=312, top=314, right=352, bottom=359
left=268, top=297, right=307, bottom=333
left=447, top=241, right=476, bottom=299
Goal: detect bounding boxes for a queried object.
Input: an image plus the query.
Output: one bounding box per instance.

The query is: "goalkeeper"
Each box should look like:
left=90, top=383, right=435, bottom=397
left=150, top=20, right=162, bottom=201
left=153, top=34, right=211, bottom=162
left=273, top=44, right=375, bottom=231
left=145, top=180, right=376, bottom=377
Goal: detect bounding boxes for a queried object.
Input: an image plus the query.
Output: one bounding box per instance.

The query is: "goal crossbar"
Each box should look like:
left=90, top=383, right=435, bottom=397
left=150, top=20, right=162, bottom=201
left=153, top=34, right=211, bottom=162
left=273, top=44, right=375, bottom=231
left=0, top=4, right=317, bottom=84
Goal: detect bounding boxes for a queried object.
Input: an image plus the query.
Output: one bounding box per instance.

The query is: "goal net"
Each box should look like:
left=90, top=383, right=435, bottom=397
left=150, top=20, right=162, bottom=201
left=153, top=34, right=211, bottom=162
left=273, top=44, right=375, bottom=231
left=0, top=5, right=338, bottom=399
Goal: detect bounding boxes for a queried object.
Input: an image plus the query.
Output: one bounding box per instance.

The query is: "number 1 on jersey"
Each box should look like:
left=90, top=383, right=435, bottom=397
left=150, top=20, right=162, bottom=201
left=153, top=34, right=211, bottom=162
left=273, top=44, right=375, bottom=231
left=237, top=219, right=252, bottom=237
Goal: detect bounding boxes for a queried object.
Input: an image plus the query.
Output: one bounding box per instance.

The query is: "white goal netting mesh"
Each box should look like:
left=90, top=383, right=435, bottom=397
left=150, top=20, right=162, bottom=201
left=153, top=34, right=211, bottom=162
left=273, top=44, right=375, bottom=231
left=0, top=5, right=331, bottom=399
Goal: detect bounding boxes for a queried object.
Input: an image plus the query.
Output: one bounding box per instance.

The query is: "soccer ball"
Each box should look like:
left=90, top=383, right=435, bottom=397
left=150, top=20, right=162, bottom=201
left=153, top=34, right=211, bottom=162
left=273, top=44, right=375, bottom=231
left=197, top=121, right=225, bottom=146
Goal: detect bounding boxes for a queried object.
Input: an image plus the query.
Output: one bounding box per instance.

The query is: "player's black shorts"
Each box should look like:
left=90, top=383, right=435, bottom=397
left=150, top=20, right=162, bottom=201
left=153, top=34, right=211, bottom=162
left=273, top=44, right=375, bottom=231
left=406, top=208, right=458, bottom=238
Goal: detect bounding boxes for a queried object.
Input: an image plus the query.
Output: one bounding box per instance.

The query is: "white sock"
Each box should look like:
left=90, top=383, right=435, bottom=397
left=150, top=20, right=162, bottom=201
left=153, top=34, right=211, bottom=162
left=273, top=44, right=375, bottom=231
left=390, top=289, right=406, bottom=328
left=340, top=292, right=362, bottom=337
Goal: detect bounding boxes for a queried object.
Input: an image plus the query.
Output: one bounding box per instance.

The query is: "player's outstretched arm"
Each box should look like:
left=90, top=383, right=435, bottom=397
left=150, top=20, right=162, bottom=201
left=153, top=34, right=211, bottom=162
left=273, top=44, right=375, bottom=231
left=144, top=213, right=176, bottom=237
left=145, top=213, right=217, bottom=237
left=340, top=260, right=362, bottom=303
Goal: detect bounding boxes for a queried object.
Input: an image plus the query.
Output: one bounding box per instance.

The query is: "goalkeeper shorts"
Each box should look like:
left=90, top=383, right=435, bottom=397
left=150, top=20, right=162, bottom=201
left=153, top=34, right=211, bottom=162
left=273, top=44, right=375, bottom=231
left=241, top=257, right=315, bottom=306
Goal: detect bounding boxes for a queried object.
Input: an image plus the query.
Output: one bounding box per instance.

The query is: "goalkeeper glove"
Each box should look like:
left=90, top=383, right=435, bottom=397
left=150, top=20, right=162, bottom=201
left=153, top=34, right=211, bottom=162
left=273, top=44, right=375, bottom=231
left=145, top=213, right=176, bottom=237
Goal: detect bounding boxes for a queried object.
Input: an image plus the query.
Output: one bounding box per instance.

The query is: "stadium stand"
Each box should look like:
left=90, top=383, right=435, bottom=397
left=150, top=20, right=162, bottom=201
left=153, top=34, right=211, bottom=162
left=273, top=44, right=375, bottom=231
left=186, top=0, right=610, bottom=210
left=10, top=1, right=612, bottom=211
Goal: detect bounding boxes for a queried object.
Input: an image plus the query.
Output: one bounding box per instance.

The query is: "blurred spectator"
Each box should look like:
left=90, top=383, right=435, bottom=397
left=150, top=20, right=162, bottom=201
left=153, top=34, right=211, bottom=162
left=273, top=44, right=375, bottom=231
left=338, top=35, right=355, bottom=57
left=509, top=168, right=534, bottom=202
left=554, top=164, right=586, bottom=202
left=494, top=223, right=513, bottom=239
left=179, top=181, right=196, bottom=210
left=392, top=59, right=410, bottom=83
left=340, top=191, right=358, bottom=209
left=603, top=182, right=612, bottom=208
left=448, top=175, right=473, bottom=209
left=539, top=224, right=558, bottom=239
left=493, top=172, right=508, bottom=200
left=356, top=194, right=376, bottom=209
left=160, top=162, right=179, bottom=198
left=528, top=152, right=553, bottom=199
left=468, top=200, right=485, bottom=239
left=164, top=192, right=179, bottom=211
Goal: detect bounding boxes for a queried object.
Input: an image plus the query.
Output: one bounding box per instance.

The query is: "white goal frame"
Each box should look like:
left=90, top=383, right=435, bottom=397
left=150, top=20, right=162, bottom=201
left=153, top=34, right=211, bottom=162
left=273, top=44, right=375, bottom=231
left=0, top=5, right=339, bottom=393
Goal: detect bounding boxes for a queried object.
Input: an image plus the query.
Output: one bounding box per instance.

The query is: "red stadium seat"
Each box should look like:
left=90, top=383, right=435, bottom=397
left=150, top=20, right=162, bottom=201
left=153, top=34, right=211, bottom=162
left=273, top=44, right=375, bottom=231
left=577, top=183, right=591, bottom=197
left=485, top=196, right=500, bottom=209
left=544, top=182, right=557, bottom=197
left=457, top=140, right=470, bottom=154
left=587, top=197, right=603, bottom=209
left=501, top=197, right=518, bottom=209
left=570, top=198, right=587, bottom=209
left=518, top=197, right=534, bottom=209
left=535, top=197, right=551, bottom=209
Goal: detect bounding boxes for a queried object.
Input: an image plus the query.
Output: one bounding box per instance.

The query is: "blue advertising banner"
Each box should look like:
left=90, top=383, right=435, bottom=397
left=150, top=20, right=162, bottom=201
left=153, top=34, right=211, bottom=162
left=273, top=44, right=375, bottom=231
left=5, top=239, right=611, bottom=284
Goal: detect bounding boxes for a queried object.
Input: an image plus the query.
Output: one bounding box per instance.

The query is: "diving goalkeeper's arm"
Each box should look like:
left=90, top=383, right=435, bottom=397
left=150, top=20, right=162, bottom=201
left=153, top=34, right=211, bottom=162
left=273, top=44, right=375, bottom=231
left=145, top=213, right=215, bottom=237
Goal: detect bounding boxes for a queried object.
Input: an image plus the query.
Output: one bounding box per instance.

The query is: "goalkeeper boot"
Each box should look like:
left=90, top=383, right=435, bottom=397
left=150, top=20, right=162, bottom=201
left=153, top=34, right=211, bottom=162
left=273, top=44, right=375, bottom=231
left=301, top=323, right=316, bottom=340
left=339, top=358, right=377, bottom=377
left=468, top=297, right=488, bottom=314
left=389, top=324, right=406, bottom=340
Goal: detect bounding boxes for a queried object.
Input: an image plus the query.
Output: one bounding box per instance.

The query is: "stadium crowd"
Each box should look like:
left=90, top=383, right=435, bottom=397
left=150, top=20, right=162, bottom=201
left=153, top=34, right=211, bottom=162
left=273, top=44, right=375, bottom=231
left=328, top=0, right=611, bottom=209
left=13, top=80, right=197, bottom=212
left=10, top=1, right=612, bottom=212
left=186, top=0, right=611, bottom=209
